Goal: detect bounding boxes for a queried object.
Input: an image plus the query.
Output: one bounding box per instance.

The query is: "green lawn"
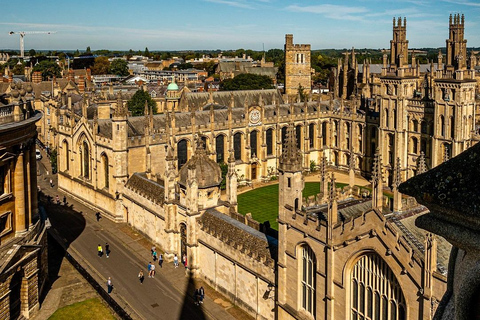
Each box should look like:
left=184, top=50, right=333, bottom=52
left=48, top=298, right=116, bottom=320
left=238, top=182, right=323, bottom=231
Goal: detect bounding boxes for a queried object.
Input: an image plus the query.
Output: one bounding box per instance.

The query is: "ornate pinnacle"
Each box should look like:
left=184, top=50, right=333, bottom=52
left=371, top=148, right=382, bottom=183
left=328, top=174, right=337, bottom=203
left=279, top=124, right=302, bottom=172
left=393, top=157, right=401, bottom=187
left=417, top=152, right=427, bottom=174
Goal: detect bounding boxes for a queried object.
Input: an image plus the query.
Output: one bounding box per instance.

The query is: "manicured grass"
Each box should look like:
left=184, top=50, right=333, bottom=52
left=48, top=298, right=116, bottom=320
left=238, top=182, right=323, bottom=231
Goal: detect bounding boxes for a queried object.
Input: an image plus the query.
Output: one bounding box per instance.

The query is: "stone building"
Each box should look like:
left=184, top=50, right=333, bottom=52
left=285, top=34, right=312, bottom=96
left=0, top=85, right=48, bottom=319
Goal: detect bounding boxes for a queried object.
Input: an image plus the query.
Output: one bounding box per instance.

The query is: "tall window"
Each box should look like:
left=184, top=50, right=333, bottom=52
left=322, top=122, right=327, bottom=146
left=101, top=154, right=109, bottom=189
left=250, top=130, right=258, bottom=158
left=0, top=166, right=4, bottom=195
left=234, top=132, right=242, bottom=161
left=309, top=124, right=315, bottom=149
left=177, top=139, right=188, bottom=169
left=351, top=253, right=406, bottom=320
left=216, top=135, right=224, bottom=163
left=64, top=141, right=69, bottom=171
left=440, top=116, right=445, bottom=136
left=301, top=245, right=315, bottom=315
left=266, top=128, right=273, bottom=155
left=82, top=141, right=90, bottom=179
left=296, top=125, right=302, bottom=149
left=450, top=117, right=455, bottom=138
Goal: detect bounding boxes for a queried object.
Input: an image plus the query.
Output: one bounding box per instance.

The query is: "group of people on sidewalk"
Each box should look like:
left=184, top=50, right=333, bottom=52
left=97, top=243, right=110, bottom=258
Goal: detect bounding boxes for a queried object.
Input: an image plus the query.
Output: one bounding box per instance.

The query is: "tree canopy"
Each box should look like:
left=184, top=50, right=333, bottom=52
left=220, top=73, right=274, bottom=91
left=32, top=60, right=61, bottom=80
left=109, top=59, right=129, bottom=76
left=91, top=56, right=110, bottom=75
left=127, top=89, right=157, bottom=116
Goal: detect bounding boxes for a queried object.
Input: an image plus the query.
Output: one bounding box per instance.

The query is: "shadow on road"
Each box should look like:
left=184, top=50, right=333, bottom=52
left=178, top=272, right=207, bottom=320
left=38, top=191, right=86, bottom=304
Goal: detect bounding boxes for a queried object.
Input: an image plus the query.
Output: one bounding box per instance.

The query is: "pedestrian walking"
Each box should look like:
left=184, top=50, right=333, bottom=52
left=183, top=254, right=188, bottom=269
left=105, top=242, right=110, bottom=258
left=151, top=246, right=156, bottom=256
left=107, top=277, right=113, bottom=294
left=138, top=270, right=144, bottom=284
left=174, top=254, right=179, bottom=268
left=194, top=288, right=200, bottom=306
left=159, top=254, right=163, bottom=268
left=55, top=195, right=60, bottom=204
left=97, top=244, right=103, bottom=257
left=95, top=212, right=101, bottom=222
left=148, top=262, right=152, bottom=278
left=63, top=195, right=67, bottom=205
left=152, top=249, right=157, bottom=262
left=199, top=286, right=205, bottom=304
left=50, top=178, right=53, bottom=188
left=150, top=263, right=156, bottom=278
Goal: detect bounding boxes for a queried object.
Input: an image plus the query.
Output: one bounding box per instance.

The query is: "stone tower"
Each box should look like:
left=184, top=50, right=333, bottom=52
left=390, top=17, right=409, bottom=68
left=284, top=34, right=311, bottom=96
left=112, top=93, right=129, bottom=221
left=446, top=14, right=467, bottom=71
left=277, top=123, right=304, bottom=304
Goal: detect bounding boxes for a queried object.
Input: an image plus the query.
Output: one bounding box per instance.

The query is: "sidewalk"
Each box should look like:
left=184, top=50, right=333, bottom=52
left=36, top=149, right=247, bottom=320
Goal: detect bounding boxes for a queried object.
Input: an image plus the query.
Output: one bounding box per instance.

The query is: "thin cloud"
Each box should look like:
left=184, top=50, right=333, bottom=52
left=285, top=4, right=368, bottom=21
left=441, top=0, right=480, bottom=6
left=204, top=0, right=253, bottom=9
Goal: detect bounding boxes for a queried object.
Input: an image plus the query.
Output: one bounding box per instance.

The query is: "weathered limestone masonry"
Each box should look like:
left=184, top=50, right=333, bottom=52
left=285, top=34, right=311, bottom=96
left=0, top=87, right=48, bottom=319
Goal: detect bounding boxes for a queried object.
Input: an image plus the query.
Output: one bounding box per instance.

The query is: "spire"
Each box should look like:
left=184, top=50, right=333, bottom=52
left=393, top=157, right=402, bottom=188
left=279, top=124, right=303, bottom=172
left=113, top=92, right=127, bottom=118
left=372, top=148, right=383, bottom=211
left=417, top=152, right=427, bottom=174
left=327, top=173, right=338, bottom=239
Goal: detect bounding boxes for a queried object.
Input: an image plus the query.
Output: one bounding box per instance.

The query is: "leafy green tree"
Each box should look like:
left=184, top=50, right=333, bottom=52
left=28, top=49, right=36, bottom=57
left=177, top=63, right=193, bottom=70
left=86, top=46, right=91, bottom=53
left=219, top=162, right=228, bottom=190
left=12, top=63, right=24, bottom=75
left=50, top=149, right=58, bottom=174
left=32, top=60, right=61, bottom=80
left=220, top=73, right=274, bottom=91
left=109, top=59, right=129, bottom=76
left=144, top=47, right=150, bottom=57
left=127, top=89, right=157, bottom=116
left=298, top=85, right=307, bottom=102
left=195, top=61, right=217, bottom=76
left=91, top=56, right=110, bottom=75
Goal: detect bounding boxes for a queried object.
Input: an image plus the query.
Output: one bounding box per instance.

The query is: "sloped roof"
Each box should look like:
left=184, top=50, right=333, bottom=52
left=125, top=172, right=165, bottom=205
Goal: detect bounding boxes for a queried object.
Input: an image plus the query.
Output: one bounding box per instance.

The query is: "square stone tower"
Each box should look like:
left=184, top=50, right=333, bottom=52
left=284, top=34, right=311, bottom=96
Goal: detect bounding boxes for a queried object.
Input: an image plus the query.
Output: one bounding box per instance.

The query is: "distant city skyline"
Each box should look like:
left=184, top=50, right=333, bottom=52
left=1, top=0, right=479, bottom=52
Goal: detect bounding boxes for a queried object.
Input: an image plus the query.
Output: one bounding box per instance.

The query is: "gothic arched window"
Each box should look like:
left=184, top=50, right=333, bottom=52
left=309, top=123, right=315, bottom=149
left=216, top=135, right=225, bottom=163
left=82, top=141, right=90, bottom=179
left=250, top=130, right=258, bottom=158
left=351, top=253, right=406, bottom=320
left=234, top=132, right=242, bottom=161
left=300, top=244, right=315, bottom=315
left=101, top=154, right=109, bottom=189
left=177, top=139, right=188, bottom=169
left=266, top=128, right=273, bottom=155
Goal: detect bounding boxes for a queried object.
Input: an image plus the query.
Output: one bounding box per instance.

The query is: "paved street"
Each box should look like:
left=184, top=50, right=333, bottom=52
left=36, top=151, right=241, bottom=320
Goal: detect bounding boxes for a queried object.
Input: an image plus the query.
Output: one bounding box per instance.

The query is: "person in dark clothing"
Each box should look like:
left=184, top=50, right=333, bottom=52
left=63, top=195, right=67, bottom=205
left=96, top=212, right=101, bottom=221
left=159, top=254, right=163, bottom=268
left=105, top=243, right=110, bottom=258
left=199, top=287, right=205, bottom=304
left=107, top=277, right=113, bottom=294
left=138, top=270, right=144, bottom=284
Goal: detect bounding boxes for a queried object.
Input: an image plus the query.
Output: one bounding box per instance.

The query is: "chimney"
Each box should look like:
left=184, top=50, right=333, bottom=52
left=78, top=75, right=85, bottom=93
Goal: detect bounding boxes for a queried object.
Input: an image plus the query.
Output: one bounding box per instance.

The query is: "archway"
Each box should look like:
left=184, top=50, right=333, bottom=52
left=180, top=223, right=187, bottom=258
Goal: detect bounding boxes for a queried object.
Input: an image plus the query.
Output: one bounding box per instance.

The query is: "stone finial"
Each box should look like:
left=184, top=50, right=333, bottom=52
left=393, top=157, right=402, bottom=187
left=279, top=124, right=303, bottom=172
left=371, top=149, right=382, bottom=183
left=417, top=152, right=427, bottom=175
left=113, top=92, right=128, bottom=118
left=328, top=173, right=337, bottom=203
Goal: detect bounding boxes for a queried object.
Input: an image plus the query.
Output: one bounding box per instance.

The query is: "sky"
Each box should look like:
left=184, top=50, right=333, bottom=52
left=1, top=0, right=479, bottom=52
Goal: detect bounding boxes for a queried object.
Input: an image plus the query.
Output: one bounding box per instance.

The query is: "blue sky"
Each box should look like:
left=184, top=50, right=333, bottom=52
left=1, top=0, right=479, bottom=51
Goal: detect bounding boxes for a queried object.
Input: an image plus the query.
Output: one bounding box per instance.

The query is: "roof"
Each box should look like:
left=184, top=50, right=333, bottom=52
left=125, top=172, right=165, bottom=205
left=178, top=141, right=222, bottom=189
left=198, top=209, right=275, bottom=268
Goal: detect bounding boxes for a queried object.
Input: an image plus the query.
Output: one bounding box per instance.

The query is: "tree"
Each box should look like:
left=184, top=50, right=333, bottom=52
left=220, top=73, right=274, bottom=91
left=91, top=56, right=110, bottom=75
left=32, top=60, right=61, bottom=80
left=298, top=85, right=307, bottom=102
left=177, top=63, right=193, bottom=70
left=127, top=89, right=157, bottom=116
left=86, top=46, right=91, bottom=53
left=109, top=59, right=129, bottom=76
left=219, top=163, right=228, bottom=190
left=28, top=49, right=36, bottom=57
left=144, top=47, right=150, bottom=57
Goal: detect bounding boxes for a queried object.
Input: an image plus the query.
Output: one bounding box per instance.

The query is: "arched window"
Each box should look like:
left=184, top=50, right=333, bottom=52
left=281, top=127, right=288, bottom=152
left=351, top=253, right=406, bottom=320
left=322, top=122, right=327, bottom=146
left=63, top=141, right=69, bottom=171
left=266, top=128, right=273, bottom=155
left=82, top=141, right=90, bottom=179
left=411, top=137, right=418, bottom=154
left=450, top=117, right=455, bottom=139
left=234, top=132, right=242, bottom=161
left=300, top=245, right=315, bottom=315
left=296, top=125, right=302, bottom=149
left=216, top=135, right=224, bottom=163
left=101, top=154, right=109, bottom=189
left=440, top=116, right=445, bottom=136
left=309, top=124, right=315, bottom=149
left=384, top=109, right=389, bottom=127
left=250, top=130, right=258, bottom=158
left=177, top=139, right=188, bottom=169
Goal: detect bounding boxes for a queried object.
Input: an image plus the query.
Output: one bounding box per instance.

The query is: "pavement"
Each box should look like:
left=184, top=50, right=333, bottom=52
left=34, top=149, right=246, bottom=320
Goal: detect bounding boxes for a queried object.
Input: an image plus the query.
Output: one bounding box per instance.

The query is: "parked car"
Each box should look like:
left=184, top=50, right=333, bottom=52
left=36, top=149, right=42, bottom=160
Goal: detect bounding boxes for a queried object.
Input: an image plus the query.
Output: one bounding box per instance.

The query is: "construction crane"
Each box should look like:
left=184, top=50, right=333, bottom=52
left=8, top=31, right=56, bottom=58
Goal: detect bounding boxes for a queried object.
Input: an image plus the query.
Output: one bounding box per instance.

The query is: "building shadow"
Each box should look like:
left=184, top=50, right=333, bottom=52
left=178, top=272, right=207, bottom=320
left=37, top=192, right=86, bottom=304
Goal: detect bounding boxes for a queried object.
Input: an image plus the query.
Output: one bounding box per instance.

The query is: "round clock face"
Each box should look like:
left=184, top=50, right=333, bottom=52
left=249, top=110, right=261, bottom=124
